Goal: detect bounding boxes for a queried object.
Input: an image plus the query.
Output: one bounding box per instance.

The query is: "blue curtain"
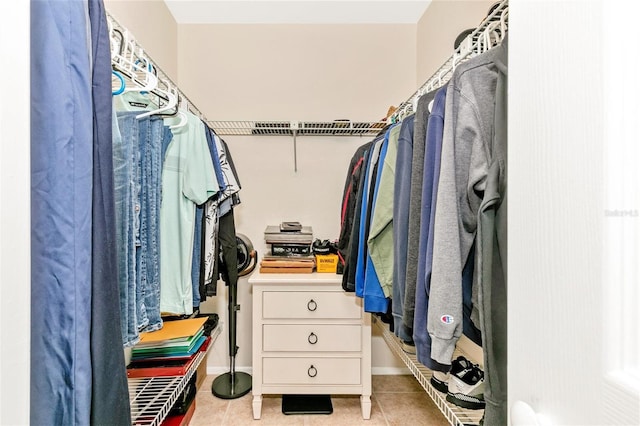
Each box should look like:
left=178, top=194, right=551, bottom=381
left=31, top=0, right=130, bottom=423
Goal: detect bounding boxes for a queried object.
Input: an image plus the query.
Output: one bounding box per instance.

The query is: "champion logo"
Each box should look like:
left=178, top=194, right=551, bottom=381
left=441, top=315, right=454, bottom=324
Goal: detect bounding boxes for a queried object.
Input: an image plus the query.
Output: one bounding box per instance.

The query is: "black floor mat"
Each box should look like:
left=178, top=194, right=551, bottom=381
left=282, top=394, right=333, bottom=415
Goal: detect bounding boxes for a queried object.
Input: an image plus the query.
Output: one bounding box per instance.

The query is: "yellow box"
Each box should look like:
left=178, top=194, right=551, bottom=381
left=315, top=254, right=338, bottom=273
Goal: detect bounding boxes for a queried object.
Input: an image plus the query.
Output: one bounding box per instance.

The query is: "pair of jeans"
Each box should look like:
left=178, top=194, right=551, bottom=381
left=114, top=111, right=141, bottom=346
left=136, top=115, right=172, bottom=333
left=115, top=112, right=172, bottom=344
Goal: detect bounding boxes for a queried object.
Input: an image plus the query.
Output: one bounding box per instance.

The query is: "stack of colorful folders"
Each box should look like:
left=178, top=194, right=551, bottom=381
left=127, top=317, right=210, bottom=378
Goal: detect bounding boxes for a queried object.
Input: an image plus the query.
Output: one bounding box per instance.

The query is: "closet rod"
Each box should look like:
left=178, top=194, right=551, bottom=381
left=391, top=0, right=508, bottom=123
left=106, top=12, right=209, bottom=123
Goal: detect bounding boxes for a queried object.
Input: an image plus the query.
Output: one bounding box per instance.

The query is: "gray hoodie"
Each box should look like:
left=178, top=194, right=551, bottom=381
left=427, top=40, right=507, bottom=366
left=403, top=90, right=437, bottom=332
left=476, top=36, right=508, bottom=426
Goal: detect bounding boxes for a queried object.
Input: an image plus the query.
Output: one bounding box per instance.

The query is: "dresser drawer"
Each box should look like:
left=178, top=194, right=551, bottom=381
left=263, top=324, right=362, bottom=352
left=262, top=291, right=361, bottom=319
left=262, top=357, right=361, bottom=385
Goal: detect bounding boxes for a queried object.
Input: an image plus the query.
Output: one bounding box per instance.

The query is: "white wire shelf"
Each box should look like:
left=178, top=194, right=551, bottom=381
left=373, top=316, right=484, bottom=426
left=208, top=120, right=387, bottom=136
left=128, top=324, right=221, bottom=426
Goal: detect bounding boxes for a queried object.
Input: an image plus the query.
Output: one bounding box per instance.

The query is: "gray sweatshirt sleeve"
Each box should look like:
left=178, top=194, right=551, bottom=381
left=427, top=76, right=490, bottom=365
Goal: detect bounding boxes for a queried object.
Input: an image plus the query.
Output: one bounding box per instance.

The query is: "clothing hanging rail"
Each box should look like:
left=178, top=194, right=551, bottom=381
left=390, top=0, right=508, bottom=123
left=207, top=120, right=388, bottom=172
left=208, top=118, right=388, bottom=171
left=209, top=120, right=387, bottom=137
left=107, top=12, right=208, bottom=123
left=381, top=2, right=508, bottom=425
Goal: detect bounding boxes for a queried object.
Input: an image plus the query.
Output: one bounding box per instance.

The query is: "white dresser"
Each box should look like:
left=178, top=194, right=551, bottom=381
left=249, top=272, right=372, bottom=420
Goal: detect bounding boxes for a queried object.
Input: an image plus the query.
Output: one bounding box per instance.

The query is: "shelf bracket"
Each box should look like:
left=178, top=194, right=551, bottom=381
left=291, top=121, right=299, bottom=172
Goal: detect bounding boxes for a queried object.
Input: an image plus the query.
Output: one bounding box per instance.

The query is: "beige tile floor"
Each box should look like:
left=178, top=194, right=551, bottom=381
left=189, top=375, right=449, bottom=426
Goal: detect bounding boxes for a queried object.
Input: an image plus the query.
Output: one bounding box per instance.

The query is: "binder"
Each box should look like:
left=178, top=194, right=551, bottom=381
left=127, top=353, right=197, bottom=378
left=127, top=336, right=211, bottom=377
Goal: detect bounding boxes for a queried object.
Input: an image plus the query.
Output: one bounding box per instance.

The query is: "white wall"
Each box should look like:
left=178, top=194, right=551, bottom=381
left=176, top=23, right=417, bottom=121
left=0, top=0, right=30, bottom=423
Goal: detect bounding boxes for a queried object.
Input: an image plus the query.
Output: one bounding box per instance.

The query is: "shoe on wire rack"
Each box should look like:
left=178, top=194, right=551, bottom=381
left=401, top=340, right=416, bottom=355
left=430, top=370, right=449, bottom=393
left=429, top=355, right=473, bottom=394
left=446, top=359, right=486, bottom=410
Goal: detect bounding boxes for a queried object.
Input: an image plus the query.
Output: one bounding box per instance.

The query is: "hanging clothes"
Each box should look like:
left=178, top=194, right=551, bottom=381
left=337, top=13, right=507, bottom=425
left=202, top=131, right=242, bottom=293
left=192, top=204, right=205, bottom=307
left=362, top=131, right=390, bottom=313
left=191, top=123, right=229, bottom=305
left=159, top=113, right=219, bottom=315
left=338, top=140, right=372, bottom=291
left=31, top=0, right=93, bottom=423
left=135, top=115, right=173, bottom=327
left=113, top=111, right=173, bottom=344
left=218, top=137, right=242, bottom=217
left=402, top=90, right=437, bottom=333
left=412, top=86, right=451, bottom=372
left=342, top=143, right=373, bottom=293
left=474, top=36, right=508, bottom=426
left=87, top=0, right=132, bottom=422
left=368, top=123, right=401, bottom=300
left=427, top=41, right=507, bottom=369
left=391, top=114, right=415, bottom=343
left=113, top=110, right=139, bottom=346
left=354, top=135, right=384, bottom=298
left=114, top=88, right=223, bottom=319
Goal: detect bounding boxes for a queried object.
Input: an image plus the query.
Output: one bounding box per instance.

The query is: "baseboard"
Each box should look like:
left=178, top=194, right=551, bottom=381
left=372, top=367, right=411, bottom=375
left=207, top=366, right=253, bottom=375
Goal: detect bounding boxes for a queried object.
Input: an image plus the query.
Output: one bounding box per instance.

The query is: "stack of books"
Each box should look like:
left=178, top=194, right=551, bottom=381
left=259, top=255, right=315, bottom=273
left=261, top=223, right=315, bottom=273
left=264, top=223, right=313, bottom=256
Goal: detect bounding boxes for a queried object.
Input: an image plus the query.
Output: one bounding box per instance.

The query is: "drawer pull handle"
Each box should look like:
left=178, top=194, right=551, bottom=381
left=307, top=299, right=317, bottom=311
left=308, top=365, right=317, bottom=378
left=308, top=332, right=318, bottom=344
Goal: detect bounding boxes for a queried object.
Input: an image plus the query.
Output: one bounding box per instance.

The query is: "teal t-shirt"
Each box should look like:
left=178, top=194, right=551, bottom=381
left=113, top=90, right=155, bottom=112
left=160, top=112, right=219, bottom=315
